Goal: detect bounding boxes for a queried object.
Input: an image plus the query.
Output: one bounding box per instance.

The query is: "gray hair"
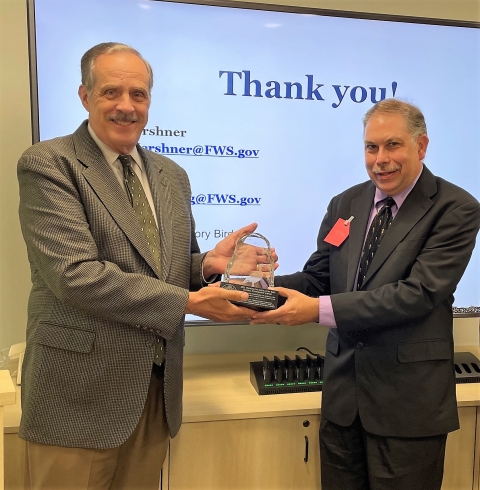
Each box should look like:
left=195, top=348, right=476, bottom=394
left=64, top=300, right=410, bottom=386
left=80, top=42, right=153, bottom=94
left=363, top=98, right=427, bottom=141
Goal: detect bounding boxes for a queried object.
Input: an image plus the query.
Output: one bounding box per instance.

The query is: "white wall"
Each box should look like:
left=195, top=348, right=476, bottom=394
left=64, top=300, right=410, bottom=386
left=0, top=0, right=32, bottom=352
left=0, top=0, right=479, bottom=354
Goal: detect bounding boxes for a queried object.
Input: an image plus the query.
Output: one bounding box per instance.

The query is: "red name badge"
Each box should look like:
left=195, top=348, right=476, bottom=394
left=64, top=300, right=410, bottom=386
left=324, top=216, right=354, bottom=247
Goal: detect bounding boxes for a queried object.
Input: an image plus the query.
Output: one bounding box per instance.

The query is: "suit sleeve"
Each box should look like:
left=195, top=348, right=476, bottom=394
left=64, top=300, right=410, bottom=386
left=18, top=149, right=197, bottom=340
left=332, top=198, right=480, bottom=333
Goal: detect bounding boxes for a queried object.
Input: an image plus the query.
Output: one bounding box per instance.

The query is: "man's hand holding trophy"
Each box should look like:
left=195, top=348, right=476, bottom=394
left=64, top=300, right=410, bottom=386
left=220, top=232, right=279, bottom=311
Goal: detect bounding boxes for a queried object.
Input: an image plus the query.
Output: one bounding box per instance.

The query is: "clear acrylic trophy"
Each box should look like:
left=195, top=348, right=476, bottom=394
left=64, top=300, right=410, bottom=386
left=220, top=232, right=278, bottom=311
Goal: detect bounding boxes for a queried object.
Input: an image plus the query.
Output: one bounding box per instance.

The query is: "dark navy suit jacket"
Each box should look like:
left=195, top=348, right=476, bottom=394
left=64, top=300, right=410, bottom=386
left=276, top=166, right=480, bottom=437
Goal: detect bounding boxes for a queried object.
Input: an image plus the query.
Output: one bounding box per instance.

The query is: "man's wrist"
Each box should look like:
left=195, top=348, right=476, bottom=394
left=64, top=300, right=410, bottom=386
left=201, top=252, right=221, bottom=283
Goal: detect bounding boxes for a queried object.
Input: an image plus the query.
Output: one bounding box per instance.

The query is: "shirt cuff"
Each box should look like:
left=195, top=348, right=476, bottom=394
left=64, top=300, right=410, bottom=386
left=319, top=296, right=337, bottom=328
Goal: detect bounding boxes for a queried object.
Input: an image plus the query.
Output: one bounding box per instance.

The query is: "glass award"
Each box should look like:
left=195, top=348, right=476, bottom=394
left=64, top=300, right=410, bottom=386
left=220, top=232, right=278, bottom=311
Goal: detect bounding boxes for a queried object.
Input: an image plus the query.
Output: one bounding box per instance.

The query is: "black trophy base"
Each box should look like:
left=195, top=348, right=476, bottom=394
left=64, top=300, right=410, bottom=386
left=220, top=282, right=278, bottom=311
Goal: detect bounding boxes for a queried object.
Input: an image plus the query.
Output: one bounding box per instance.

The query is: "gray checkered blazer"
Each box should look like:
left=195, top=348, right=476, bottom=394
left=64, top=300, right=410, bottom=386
left=17, top=121, right=205, bottom=449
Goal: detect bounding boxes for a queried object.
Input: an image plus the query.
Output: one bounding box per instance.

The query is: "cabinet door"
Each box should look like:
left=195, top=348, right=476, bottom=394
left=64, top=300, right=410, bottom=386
left=442, top=406, right=476, bottom=490
left=168, top=415, right=321, bottom=490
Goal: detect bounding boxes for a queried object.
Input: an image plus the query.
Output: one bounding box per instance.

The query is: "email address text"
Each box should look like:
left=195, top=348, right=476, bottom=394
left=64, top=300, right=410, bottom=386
left=142, top=144, right=259, bottom=159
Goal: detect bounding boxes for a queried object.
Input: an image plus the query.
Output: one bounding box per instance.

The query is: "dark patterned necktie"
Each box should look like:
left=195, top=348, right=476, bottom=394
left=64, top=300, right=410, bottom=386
left=118, top=154, right=161, bottom=274
left=118, top=154, right=164, bottom=366
left=357, top=197, right=395, bottom=289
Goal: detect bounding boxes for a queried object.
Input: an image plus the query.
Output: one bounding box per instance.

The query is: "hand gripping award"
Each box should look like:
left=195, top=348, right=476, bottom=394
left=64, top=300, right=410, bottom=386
left=220, top=232, right=279, bottom=311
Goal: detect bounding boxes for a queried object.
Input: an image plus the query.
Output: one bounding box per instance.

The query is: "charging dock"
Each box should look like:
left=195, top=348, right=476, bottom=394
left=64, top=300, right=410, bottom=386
left=250, top=351, right=480, bottom=395
left=454, top=352, right=480, bottom=383
left=250, top=354, right=324, bottom=395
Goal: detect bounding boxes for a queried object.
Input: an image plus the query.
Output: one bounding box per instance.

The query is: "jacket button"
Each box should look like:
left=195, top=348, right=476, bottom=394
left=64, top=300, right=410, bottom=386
left=356, top=342, right=364, bottom=350
left=146, top=340, right=154, bottom=348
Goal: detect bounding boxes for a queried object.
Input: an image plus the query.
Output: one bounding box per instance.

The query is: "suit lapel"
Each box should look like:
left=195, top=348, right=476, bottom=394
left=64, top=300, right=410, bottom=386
left=73, top=122, right=161, bottom=278
left=361, top=167, right=437, bottom=288
left=140, top=147, right=174, bottom=282
left=346, top=184, right=375, bottom=291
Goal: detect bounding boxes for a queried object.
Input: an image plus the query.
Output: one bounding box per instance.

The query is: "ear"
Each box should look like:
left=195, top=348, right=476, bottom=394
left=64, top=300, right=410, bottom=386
left=78, top=85, right=90, bottom=112
left=417, top=134, right=429, bottom=161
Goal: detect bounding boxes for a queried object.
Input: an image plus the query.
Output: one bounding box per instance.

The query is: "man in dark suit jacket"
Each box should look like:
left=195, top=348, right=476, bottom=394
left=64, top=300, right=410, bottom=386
left=251, top=99, right=480, bottom=490
left=17, top=42, right=268, bottom=490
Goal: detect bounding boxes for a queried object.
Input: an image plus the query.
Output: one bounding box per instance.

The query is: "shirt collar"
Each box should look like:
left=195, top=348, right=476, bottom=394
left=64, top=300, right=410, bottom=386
left=87, top=123, right=143, bottom=171
left=374, top=165, right=424, bottom=210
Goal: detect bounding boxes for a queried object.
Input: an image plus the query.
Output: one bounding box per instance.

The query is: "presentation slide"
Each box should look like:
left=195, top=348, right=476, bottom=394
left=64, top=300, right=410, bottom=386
left=32, top=0, right=480, bottom=320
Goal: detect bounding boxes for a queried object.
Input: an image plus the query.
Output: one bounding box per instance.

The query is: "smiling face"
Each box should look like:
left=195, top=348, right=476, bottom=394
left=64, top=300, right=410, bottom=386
left=364, top=113, right=429, bottom=196
left=78, top=51, right=151, bottom=154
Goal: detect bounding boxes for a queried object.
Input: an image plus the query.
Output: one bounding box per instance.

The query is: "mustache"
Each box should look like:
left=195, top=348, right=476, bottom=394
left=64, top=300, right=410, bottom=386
left=371, top=165, right=400, bottom=174
left=107, top=112, right=139, bottom=123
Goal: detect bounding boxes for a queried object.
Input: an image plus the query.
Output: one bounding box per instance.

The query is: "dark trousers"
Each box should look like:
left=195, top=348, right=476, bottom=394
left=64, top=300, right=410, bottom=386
left=320, top=415, right=447, bottom=490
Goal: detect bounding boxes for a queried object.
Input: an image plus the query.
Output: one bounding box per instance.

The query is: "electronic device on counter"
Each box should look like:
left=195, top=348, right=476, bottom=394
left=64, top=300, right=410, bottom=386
left=250, top=351, right=480, bottom=395
left=454, top=352, right=480, bottom=384
left=250, top=353, right=324, bottom=395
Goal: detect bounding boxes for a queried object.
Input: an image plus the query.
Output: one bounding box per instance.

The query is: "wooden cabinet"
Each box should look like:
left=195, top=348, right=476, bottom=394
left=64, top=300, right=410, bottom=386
left=4, top=409, right=479, bottom=490
left=0, top=372, right=16, bottom=490
left=4, top=352, right=480, bottom=490
left=442, top=407, right=477, bottom=490
left=167, top=415, right=320, bottom=490
left=165, top=407, right=477, bottom=490
left=162, top=351, right=480, bottom=490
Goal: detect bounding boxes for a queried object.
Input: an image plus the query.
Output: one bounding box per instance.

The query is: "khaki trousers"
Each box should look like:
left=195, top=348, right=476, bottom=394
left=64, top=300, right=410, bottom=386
left=24, top=363, right=169, bottom=490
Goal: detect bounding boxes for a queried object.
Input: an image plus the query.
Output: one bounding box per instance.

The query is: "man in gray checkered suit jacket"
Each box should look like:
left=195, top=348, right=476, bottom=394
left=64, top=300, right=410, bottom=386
left=17, top=42, right=264, bottom=489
